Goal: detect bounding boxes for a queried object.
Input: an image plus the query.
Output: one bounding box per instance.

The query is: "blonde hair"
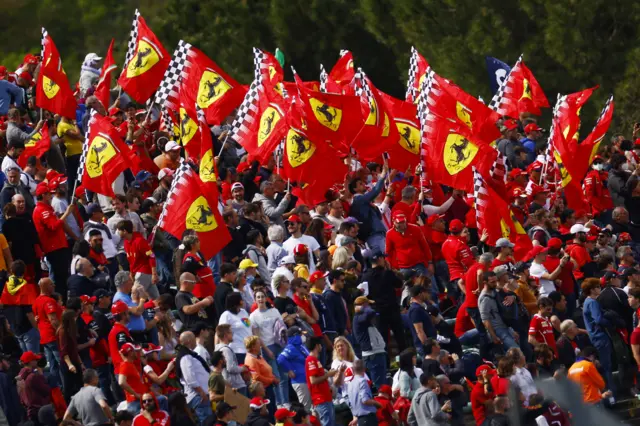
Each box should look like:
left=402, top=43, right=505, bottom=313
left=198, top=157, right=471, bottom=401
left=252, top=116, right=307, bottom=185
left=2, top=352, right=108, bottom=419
left=332, top=336, right=356, bottom=362
left=331, top=247, right=349, bottom=270
left=244, top=335, right=260, bottom=351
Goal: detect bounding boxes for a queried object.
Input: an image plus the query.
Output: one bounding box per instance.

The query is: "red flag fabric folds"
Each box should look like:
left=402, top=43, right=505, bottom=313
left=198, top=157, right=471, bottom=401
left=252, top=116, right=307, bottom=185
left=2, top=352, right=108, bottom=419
left=36, top=29, right=77, bottom=119
left=490, top=59, right=549, bottom=118
left=18, top=123, right=51, bottom=168
left=94, top=39, right=117, bottom=110
left=405, top=47, right=430, bottom=104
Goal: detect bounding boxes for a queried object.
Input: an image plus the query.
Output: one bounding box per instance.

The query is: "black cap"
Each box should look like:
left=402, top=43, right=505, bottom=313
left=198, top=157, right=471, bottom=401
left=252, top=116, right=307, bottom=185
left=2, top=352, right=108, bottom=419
left=426, top=304, right=440, bottom=317
left=93, top=289, right=112, bottom=299
left=370, top=250, right=387, bottom=260
left=513, top=261, right=530, bottom=274
left=215, top=401, right=236, bottom=417
left=622, top=267, right=640, bottom=279
left=287, top=326, right=303, bottom=337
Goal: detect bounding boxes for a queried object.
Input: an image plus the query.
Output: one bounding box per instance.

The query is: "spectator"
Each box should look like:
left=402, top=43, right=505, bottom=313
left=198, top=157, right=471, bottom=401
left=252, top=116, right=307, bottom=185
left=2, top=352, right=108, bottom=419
left=348, top=163, right=389, bottom=253
left=58, top=309, right=84, bottom=401
left=441, top=219, right=474, bottom=300
left=63, top=369, right=113, bottom=426
left=266, top=224, right=287, bottom=275
left=385, top=211, right=432, bottom=276
left=245, top=397, right=271, bottom=426
left=408, top=285, right=436, bottom=357
left=556, top=319, right=588, bottom=370
left=528, top=246, right=570, bottom=297
left=252, top=180, right=291, bottom=226
left=506, top=347, right=537, bottom=405
left=528, top=297, right=558, bottom=357
left=168, top=391, right=197, bottom=426
left=2, top=260, right=39, bottom=353
left=175, top=272, right=214, bottom=332
left=117, top=219, right=159, bottom=300
left=214, top=324, right=248, bottom=397
left=16, top=351, right=50, bottom=425
left=154, top=142, right=181, bottom=173
left=568, top=346, right=612, bottom=405
left=306, top=336, right=341, bottom=426
left=323, top=269, right=349, bottom=337
left=479, top=271, right=519, bottom=351
left=278, top=326, right=311, bottom=411
left=347, top=359, right=380, bottom=426
left=176, top=331, right=213, bottom=423
left=181, top=234, right=216, bottom=299
left=218, top=292, right=252, bottom=364
left=244, top=335, right=278, bottom=416
left=398, top=349, right=420, bottom=399
left=108, top=194, right=145, bottom=270
left=283, top=215, right=320, bottom=274
left=1, top=167, right=33, bottom=215
left=67, top=257, right=95, bottom=298
left=113, top=271, right=147, bottom=340
left=407, top=374, right=450, bottom=426
left=33, top=277, right=63, bottom=385
left=243, top=229, right=271, bottom=283
left=214, top=263, right=237, bottom=319
left=352, top=296, right=387, bottom=390
left=132, top=393, right=170, bottom=426
left=5, top=108, right=43, bottom=150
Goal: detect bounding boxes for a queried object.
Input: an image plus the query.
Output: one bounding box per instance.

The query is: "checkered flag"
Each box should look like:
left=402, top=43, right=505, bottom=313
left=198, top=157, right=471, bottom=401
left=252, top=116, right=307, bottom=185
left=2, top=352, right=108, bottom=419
left=155, top=161, right=192, bottom=241
left=418, top=70, right=438, bottom=181
left=590, top=94, right=614, bottom=134
left=473, top=166, right=489, bottom=228
left=319, top=64, right=328, bottom=93
left=122, top=9, right=141, bottom=72
left=406, top=46, right=419, bottom=102
left=489, top=54, right=522, bottom=113
left=253, top=48, right=269, bottom=83
left=76, top=110, right=97, bottom=189
left=40, top=28, right=48, bottom=59
left=490, top=151, right=508, bottom=182
left=353, top=68, right=374, bottom=100
left=159, top=106, right=176, bottom=135
left=228, top=80, right=262, bottom=145
left=153, top=40, right=193, bottom=109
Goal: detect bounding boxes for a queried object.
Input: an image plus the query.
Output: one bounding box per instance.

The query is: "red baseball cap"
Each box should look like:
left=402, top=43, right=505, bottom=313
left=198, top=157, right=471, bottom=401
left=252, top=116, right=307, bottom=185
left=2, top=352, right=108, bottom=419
left=286, top=214, right=302, bottom=224
left=275, top=408, right=295, bottom=420
left=309, top=271, right=329, bottom=282
left=35, top=182, right=52, bottom=196
left=526, top=161, right=543, bottom=173
left=293, top=244, right=308, bottom=256
left=526, top=245, right=548, bottom=261
left=23, top=54, right=39, bottom=65
left=476, top=364, right=496, bottom=377
left=142, top=343, right=163, bottom=355
left=503, top=119, right=518, bottom=130
left=449, top=219, right=465, bottom=233
left=427, top=214, right=445, bottom=226
left=20, top=351, right=42, bottom=364
left=547, top=238, right=563, bottom=250
left=524, top=123, right=544, bottom=133
left=111, top=300, right=129, bottom=315
left=530, top=185, right=548, bottom=197
left=120, top=343, right=141, bottom=356
left=379, top=384, right=393, bottom=395
left=509, top=168, right=527, bottom=178
left=392, top=212, right=407, bottom=223
left=80, top=295, right=97, bottom=304
left=249, top=397, right=270, bottom=410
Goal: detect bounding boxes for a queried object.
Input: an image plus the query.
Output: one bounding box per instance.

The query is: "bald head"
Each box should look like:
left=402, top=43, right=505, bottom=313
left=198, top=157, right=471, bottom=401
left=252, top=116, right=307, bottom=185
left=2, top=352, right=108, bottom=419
left=12, top=194, right=25, bottom=214
left=76, top=257, right=94, bottom=278
left=179, top=331, right=196, bottom=349
left=38, top=277, right=54, bottom=295
left=179, top=272, right=197, bottom=291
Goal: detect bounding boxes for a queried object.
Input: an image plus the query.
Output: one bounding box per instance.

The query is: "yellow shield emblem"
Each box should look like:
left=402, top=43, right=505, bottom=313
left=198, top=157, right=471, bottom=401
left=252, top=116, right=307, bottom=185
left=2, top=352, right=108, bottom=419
left=500, top=219, right=511, bottom=239
left=365, top=98, right=378, bottom=126
left=199, top=149, right=217, bottom=183
left=520, top=79, right=532, bottom=100
left=396, top=122, right=420, bottom=154
left=456, top=102, right=472, bottom=129
left=510, top=210, right=527, bottom=235
left=589, top=139, right=602, bottom=164
left=286, top=129, right=316, bottom=168
left=258, top=106, right=282, bottom=147
left=186, top=196, right=218, bottom=232
left=42, top=76, right=60, bottom=99
left=268, top=66, right=277, bottom=80
left=26, top=131, right=42, bottom=148
left=309, top=98, right=342, bottom=131
left=179, top=108, right=198, bottom=146
left=86, top=136, right=117, bottom=178
left=197, top=70, right=231, bottom=109
left=126, top=40, right=160, bottom=78
left=382, top=113, right=390, bottom=137
left=443, top=133, right=479, bottom=175
left=553, top=150, right=572, bottom=187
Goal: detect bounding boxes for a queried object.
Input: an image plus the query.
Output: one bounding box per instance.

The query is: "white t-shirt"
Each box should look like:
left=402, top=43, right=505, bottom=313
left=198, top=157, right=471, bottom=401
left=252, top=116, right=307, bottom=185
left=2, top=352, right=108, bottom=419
left=529, top=262, right=555, bottom=297
left=283, top=235, right=320, bottom=273
left=218, top=309, right=252, bottom=354
left=249, top=307, right=283, bottom=347
left=392, top=367, right=424, bottom=391
left=194, top=343, right=211, bottom=366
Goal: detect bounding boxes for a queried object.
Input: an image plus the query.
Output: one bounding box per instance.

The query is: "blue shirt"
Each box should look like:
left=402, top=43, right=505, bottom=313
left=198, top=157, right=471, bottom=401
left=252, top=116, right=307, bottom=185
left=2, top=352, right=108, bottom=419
left=112, top=291, right=146, bottom=332
left=408, top=302, right=436, bottom=352
left=583, top=297, right=610, bottom=343
left=347, top=374, right=377, bottom=417
left=0, top=80, right=23, bottom=116
left=350, top=177, right=386, bottom=237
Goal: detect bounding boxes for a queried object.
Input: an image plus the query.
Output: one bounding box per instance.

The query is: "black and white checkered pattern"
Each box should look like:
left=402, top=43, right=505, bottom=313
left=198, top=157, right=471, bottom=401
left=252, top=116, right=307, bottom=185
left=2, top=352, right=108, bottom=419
left=153, top=40, right=193, bottom=108
left=123, top=9, right=141, bottom=72
left=253, top=48, right=269, bottom=84
left=156, top=161, right=192, bottom=234
left=76, top=110, right=97, bottom=187
left=40, top=28, right=48, bottom=59
left=489, top=54, right=522, bottom=113
left=591, top=94, right=614, bottom=133
left=406, top=46, right=419, bottom=102
left=473, top=167, right=489, bottom=210
left=319, top=64, right=328, bottom=93
left=229, top=80, right=262, bottom=144
left=490, top=151, right=507, bottom=182
left=159, top=106, right=175, bottom=135
left=418, top=70, right=438, bottom=181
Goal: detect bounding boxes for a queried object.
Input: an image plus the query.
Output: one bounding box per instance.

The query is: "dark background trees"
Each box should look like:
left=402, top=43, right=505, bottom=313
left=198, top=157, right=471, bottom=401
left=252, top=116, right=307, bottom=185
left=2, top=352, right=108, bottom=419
left=1, top=0, right=637, bottom=133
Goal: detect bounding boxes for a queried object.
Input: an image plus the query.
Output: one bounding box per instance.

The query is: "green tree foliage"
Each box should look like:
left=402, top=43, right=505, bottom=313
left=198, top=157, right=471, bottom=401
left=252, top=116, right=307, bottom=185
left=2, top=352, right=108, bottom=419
left=1, top=0, right=639, bottom=133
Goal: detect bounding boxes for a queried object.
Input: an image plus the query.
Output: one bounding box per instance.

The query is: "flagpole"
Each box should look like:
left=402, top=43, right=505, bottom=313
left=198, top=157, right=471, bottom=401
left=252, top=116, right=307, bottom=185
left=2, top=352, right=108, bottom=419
left=217, top=133, right=230, bottom=156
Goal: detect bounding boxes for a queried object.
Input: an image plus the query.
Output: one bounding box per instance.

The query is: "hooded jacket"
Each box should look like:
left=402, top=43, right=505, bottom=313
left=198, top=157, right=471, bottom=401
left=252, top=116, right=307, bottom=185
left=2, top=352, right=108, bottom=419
left=243, top=244, right=271, bottom=283
left=352, top=306, right=386, bottom=356
left=245, top=410, right=271, bottom=426
left=407, top=386, right=449, bottom=426
left=277, top=334, right=309, bottom=384
left=17, top=367, right=50, bottom=419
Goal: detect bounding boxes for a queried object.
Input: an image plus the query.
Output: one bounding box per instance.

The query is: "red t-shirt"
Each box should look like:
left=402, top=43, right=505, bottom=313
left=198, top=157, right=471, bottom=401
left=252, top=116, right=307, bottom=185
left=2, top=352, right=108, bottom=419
left=182, top=252, right=215, bottom=299
left=529, top=314, right=558, bottom=357
left=33, top=294, right=62, bottom=344
left=32, top=202, right=68, bottom=254
left=566, top=242, right=591, bottom=280
left=81, top=312, right=108, bottom=368
left=124, top=233, right=155, bottom=275
left=132, top=411, right=169, bottom=426
left=454, top=302, right=474, bottom=337
left=631, top=328, right=640, bottom=346
left=471, top=382, right=495, bottom=425
left=119, top=361, right=149, bottom=402
left=464, top=263, right=485, bottom=308
left=441, top=235, right=475, bottom=281
left=491, top=257, right=514, bottom=269
left=374, top=395, right=396, bottom=426
left=490, top=375, right=510, bottom=396
left=108, top=323, right=133, bottom=374
left=305, top=355, right=332, bottom=406
left=544, top=255, right=575, bottom=295
left=294, top=294, right=321, bottom=336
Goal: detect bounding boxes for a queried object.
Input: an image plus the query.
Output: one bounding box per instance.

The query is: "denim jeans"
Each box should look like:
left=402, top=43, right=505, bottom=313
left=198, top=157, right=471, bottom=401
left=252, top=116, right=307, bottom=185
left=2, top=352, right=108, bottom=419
left=458, top=328, right=480, bottom=347
left=96, top=364, right=116, bottom=405
left=366, top=233, right=386, bottom=255
left=594, top=339, right=615, bottom=396
left=495, top=327, right=519, bottom=351
left=266, top=343, right=289, bottom=405
left=43, top=341, right=62, bottom=387
left=17, top=327, right=40, bottom=353
left=188, top=394, right=213, bottom=425
left=363, top=352, right=387, bottom=390
left=314, top=401, right=336, bottom=426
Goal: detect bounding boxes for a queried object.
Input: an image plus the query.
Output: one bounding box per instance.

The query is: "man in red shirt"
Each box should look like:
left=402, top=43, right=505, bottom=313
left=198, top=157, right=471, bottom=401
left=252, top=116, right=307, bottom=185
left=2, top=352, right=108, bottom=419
left=374, top=384, right=398, bottom=426
left=528, top=297, right=558, bottom=358
left=441, top=219, right=474, bottom=301
left=118, top=342, right=149, bottom=414
left=116, top=220, right=159, bottom=300
left=33, top=277, right=62, bottom=386
left=32, top=182, right=74, bottom=300
left=108, top=301, right=135, bottom=375
left=565, top=224, right=592, bottom=282
left=386, top=212, right=433, bottom=276
left=390, top=186, right=422, bottom=224
left=491, top=238, right=515, bottom=270
left=583, top=156, right=614, bottom=220
left=544, top=238, right=577, bottom=318
left=305, top=336, right=342, bottom=426
left=471, top=365, right=496, bottom=425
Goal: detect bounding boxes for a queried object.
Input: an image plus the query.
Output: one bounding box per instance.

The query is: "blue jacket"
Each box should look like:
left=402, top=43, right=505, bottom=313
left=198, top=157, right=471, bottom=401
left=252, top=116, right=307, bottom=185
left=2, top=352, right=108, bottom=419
left=311, top=291, right=336, bottom=333
left=349, top=178, right=386, bottom=238
left=352, top=306, right=385, bottom=355
left=0, top=81, right=23, bottom=116
left=277, top=335, right=309, bottom=384
left=583, top=297, right=611, bottom=344
left=324, top=289, right=348, bottom=335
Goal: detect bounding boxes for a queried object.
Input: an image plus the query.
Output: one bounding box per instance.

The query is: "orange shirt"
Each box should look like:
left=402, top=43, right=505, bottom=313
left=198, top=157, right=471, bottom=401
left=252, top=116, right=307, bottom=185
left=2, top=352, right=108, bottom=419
left=568, top=359, right=605, bottom=404
left=244, top=353, right=276, bottom=387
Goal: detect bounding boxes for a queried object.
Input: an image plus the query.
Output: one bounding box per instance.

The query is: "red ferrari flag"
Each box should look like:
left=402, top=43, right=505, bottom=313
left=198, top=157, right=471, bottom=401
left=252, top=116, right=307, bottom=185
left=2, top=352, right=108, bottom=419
left=377, top=93, right=421, bottom=171
left=18, top=123, right=51, bottom=168
left=94, top=39, right=117, bottom=110
left=405, top=47, right=430, bottom=104
left=197, top=107, right=218, bottom=192
left=474, top=169, right=532, bottom=261
left=157, top=163, right=231, bottom=259
left=177, top=83, right=201, bottom=161
left=36, top=28, right=77, bottom=119
left=79, top=112, right=139, bottom=197
left=578, top=95, right=614, bottom=170
left=117, top=10, right=170, bottom=104
left=320, top=50, right=355, bottom=94
left=556, top=86, right=598, bottom=144
left=254, top=48, right=284, bottom=87
left=490, top=57, right=549, bottom=117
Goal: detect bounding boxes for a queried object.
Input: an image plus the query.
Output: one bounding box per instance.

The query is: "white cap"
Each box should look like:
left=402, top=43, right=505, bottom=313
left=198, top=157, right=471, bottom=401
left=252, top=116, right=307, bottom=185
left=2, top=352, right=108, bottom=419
left=158, top=168, right=174, bottom=181
left=231, top=182, right=244, bottom=191
left=84, top=53, right=102, bottom=63
left=570, top=224, right=591, bottom=234
left=279, top=255, right=295, bottom=266
left=164, top=141, right=181, bottom=152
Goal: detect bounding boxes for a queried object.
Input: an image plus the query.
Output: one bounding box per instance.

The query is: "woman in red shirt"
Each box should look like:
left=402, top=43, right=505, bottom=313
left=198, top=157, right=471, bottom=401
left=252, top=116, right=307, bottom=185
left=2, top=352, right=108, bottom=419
left=181, top=235, right=215, bottom=299
left=58, top=309, right=83, bottom=401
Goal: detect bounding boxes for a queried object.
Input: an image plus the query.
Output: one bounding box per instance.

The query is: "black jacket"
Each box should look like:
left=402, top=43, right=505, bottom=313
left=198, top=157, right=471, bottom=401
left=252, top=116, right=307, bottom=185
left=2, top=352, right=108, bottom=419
left=598, top=285, right=633, bottom=332
left=245, top=411, right=270, bottom=426
left=214, top=281, right=234, bottom=319
left=67, top=275, right=95, bottom=298
left=364, top=266, right=402, bottom=310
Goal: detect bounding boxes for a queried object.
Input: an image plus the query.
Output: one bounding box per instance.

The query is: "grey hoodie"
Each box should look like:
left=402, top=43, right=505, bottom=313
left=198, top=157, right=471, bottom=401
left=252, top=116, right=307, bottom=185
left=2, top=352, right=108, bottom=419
left=243, top=244, right=272, bottom=283
left=407, top=387, right=449, bottom=426
left=252, top=193, right=289, bottom=226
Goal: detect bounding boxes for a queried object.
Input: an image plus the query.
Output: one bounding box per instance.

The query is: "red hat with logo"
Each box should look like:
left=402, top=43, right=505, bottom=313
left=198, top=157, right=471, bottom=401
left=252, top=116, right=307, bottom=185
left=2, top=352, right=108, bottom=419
left=35, top=182, right=52, bottom=196
left=23, top=54, right=39, bottom=65
left=449, top=219, right=465, bottom=233
left=379, top=384, right=393, bottom=395
left=392, top=212, right=407, bottom=223
left=526, top=161, right=543, bottom=173
left=502, top=119, right=518, bottom=130
left=20, top=351, right=42, bottom=364
left=309, top=271, right=329, bottom=283
left=476, top=364, right=496, bottom=377
left=524, top=123, right=544, bottom=133
left=111, top=300, right=129, bottom=315
left=509, top=168, right=527, bottom=179
left=547, top=238, right=563, bottom=250
left=275, top=408, right=296, bottom=421
left=427, top=214, right=445, bottom=226
left=80, top=295, right=97, bottom=304
left=286, top=214, right=302, bottom=224
left=525, top=245, right=548, bottom=261
left=530, top=185, right=548, bottom=197
left=120, top=343, right=141, bottom=356
left=293, top=244, right=308, bottom=256
left=249, top=397, right=270, bottom=410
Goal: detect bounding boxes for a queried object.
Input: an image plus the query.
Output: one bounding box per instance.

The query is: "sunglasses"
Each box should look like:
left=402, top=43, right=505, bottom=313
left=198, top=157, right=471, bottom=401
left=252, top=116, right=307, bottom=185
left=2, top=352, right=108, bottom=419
left=142, top=399, right=154, bottom=404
